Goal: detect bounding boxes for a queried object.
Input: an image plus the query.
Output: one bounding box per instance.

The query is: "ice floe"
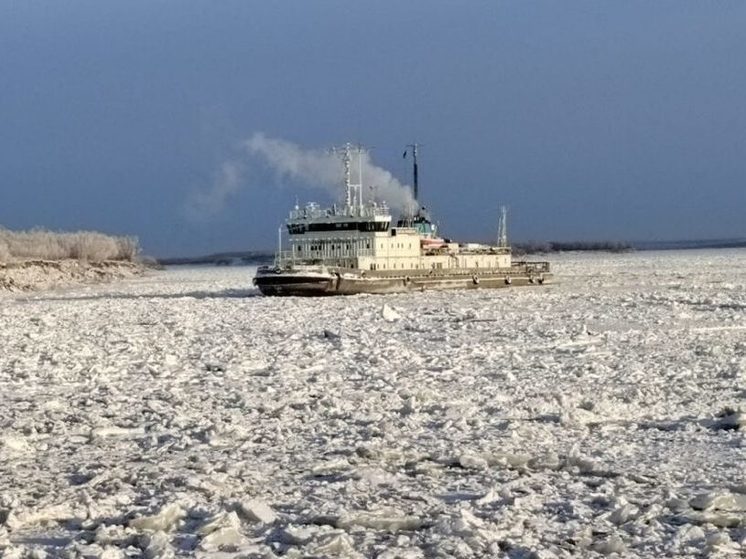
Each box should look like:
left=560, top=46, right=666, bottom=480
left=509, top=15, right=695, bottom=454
left=1, top=252, right=745, bottom=557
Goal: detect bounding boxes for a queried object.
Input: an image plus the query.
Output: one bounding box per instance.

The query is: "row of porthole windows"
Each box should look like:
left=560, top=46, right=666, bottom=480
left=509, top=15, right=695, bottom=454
left=300, top=242, right=371, bottom=252
left=379, top=243, right=413, bottom=250
left=370, top=262, right=424, bottom=270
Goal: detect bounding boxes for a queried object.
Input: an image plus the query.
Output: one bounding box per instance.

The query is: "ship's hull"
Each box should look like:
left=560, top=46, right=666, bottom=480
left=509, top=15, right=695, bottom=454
left=253, top=265, right=552, bottom=296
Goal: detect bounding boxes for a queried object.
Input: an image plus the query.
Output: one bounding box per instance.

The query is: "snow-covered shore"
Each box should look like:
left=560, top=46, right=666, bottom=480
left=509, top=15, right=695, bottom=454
left=0, top=251, right=744, bottom=558
left=0, top=260, right=145, bottom=292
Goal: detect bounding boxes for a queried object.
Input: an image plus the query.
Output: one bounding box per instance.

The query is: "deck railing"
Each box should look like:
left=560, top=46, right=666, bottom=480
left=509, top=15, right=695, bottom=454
left=271, top=250, right=551, bottom=275
left=275, top=249, right=377, bottom=266
left=288, top=205, right=391, bottom=221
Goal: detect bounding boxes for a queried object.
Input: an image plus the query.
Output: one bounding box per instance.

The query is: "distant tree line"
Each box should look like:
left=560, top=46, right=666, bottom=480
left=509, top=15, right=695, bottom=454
left=158, top=251, right=274, bottom=266
left=0, top=228, right=140, bottom=263
left=512, top=240, right=633, bottom=255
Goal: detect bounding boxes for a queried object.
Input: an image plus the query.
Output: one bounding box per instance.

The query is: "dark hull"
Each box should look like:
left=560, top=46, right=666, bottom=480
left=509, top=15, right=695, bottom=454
left=254, top=268, right=552, bottom=297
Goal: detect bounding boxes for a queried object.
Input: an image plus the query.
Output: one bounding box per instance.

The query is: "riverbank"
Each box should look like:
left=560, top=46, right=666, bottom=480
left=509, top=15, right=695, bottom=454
left=0, top=259, right=146, bottom=292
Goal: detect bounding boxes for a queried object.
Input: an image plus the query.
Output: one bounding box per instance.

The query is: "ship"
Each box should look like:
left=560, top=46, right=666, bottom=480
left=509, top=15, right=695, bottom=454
left=253, top=143, right=552, bottom=296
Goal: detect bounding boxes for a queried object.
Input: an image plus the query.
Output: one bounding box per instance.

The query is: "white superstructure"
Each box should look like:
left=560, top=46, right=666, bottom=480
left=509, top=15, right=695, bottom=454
left=277, top=143, right=511, bottom=273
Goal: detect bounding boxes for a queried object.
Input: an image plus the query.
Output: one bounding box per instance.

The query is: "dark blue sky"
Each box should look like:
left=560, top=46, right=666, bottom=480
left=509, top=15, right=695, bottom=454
left=1, top=1, right=744, bottom=256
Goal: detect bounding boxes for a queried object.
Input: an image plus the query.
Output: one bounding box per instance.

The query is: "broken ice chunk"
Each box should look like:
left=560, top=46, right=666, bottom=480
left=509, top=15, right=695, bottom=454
left=382, top=304, right=401, bottom=322
left=337, top=511, right=423, bottom=532
left=591, top=534, right=626, bottom=555
left=311, top=533, right=362, bottom=558
left=4, top=503, right=78, bottom=531
left=198, top=511, right=248, bottom=551
left=458, top=454, right=489, bottom=470
left=275, top=524, right=318, bottom=545
left=608, top=503, right=639, bottom=525
left=689, top=491, right=746, bottom=512
left=141, top=530, right=173, bottom=559
left=90, top=426, right=146, bottom=439
left=129, top=504, right=185, bottom=532
left=236, top=499, right=276, bottom=524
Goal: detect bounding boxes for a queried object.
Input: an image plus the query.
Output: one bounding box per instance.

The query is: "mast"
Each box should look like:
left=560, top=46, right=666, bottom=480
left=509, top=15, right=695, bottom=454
left=357, top=144, right=364, bottom=213
left=333, top=142, right=366, bottom=212
left=405, top=143, right=420, bottom=202
left=341, top=143, right=352, bottom=208
left=276, top=225, right=282, bottom=266
left=497, top=206, right=508, bottom=248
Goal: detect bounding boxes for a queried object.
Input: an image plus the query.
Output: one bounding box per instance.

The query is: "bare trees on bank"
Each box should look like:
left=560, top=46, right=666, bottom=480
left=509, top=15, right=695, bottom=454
left=0, top=228, right=140, bottom=263
left=513, top=240, right=633, bottom=255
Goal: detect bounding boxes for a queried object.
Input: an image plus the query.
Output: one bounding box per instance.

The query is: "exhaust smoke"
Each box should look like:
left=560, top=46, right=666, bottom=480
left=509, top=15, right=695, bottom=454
left=185, top=133, right=416, bottom=220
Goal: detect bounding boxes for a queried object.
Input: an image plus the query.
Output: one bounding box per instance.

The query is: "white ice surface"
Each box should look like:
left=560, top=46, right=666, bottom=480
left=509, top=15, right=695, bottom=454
left=1, top=252, right=745, bottom=558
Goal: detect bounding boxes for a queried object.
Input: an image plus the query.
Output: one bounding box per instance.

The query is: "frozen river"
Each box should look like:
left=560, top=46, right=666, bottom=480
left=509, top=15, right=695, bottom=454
left=1, top=250, right=745, bottom=558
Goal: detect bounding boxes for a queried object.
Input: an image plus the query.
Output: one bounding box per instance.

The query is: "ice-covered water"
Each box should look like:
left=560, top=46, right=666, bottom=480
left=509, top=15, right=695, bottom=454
left=1, top=251, right=745, bottom=558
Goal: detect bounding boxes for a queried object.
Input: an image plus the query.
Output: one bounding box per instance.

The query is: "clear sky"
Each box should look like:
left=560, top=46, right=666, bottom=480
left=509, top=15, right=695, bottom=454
left=1, top=1, right=745, bottom=256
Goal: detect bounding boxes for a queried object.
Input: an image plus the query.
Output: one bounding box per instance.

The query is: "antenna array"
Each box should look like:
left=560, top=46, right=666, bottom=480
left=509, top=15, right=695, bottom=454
left=331, top=143, right=366, bottom=212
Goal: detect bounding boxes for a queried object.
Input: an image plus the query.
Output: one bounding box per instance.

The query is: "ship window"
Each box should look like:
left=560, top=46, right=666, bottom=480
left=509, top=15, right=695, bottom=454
left=287, top=224, right=307, bottom=234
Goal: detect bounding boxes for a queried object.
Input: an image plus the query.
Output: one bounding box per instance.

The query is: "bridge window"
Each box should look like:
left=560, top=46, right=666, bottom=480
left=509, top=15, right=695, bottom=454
left=305, top=221, right=390, bottom=233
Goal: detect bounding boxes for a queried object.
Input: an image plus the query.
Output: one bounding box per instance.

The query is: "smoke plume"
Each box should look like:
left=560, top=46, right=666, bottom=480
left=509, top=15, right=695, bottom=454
left=245, top=133, right=416, bottom=213
left=184, top=161, right=245, bottom=221
left=185, top=133, right=415, bottom=220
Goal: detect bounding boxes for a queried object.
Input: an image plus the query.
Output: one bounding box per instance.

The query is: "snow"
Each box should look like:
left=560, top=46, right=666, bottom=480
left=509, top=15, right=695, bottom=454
left=0, top=251, right=744, bottom=557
